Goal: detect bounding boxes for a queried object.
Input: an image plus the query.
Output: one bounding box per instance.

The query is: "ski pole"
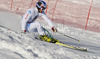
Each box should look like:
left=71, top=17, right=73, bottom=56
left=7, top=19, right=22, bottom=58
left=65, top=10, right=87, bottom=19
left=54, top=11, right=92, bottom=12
left=57, top=31, right=80, bottom=42
left=43, top=27, right=53, bottom=39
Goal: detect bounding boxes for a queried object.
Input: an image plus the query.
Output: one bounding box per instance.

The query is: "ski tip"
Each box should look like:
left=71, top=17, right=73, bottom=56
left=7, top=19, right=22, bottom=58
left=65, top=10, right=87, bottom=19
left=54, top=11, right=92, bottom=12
left=81, top=48, right=88, bottom=52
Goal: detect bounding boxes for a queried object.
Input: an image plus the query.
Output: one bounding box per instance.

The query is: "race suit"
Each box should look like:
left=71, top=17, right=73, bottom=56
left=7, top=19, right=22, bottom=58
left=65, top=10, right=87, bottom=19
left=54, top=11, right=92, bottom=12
left=21, top=7, right=54, bottom=35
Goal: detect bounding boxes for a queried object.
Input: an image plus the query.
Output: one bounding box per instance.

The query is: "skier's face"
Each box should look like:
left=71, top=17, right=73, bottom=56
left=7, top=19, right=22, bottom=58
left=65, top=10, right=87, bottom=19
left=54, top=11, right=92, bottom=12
left=39, top=9, right=43, bottom=13
left=38, top=6, right=46, bottom=13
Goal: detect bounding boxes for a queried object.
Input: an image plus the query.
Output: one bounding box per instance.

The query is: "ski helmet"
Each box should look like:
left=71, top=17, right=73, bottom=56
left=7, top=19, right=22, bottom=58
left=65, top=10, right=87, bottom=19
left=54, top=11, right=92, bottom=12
left=36, top=1, right=47, bottom=11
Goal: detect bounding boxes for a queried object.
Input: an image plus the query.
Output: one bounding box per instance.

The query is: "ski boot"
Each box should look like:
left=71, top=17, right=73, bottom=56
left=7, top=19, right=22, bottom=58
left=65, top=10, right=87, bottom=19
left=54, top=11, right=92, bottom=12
left=39, top=35, right=59, bottom=43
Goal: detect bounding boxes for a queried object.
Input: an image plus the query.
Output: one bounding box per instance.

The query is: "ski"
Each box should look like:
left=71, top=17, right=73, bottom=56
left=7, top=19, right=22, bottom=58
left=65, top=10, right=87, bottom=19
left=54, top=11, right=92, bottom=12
left=42, top=28, right=88, bottom=51
left=55, top=42, right=87, bottom=51
left=35, top=37, right=88, bottom=51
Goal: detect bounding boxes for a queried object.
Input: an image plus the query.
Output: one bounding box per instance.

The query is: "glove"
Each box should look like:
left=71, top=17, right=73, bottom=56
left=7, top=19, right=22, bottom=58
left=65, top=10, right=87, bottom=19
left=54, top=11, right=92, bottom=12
left=21, top=30, right=26, bottom=34
left=51, top=27, right=57, bottom=32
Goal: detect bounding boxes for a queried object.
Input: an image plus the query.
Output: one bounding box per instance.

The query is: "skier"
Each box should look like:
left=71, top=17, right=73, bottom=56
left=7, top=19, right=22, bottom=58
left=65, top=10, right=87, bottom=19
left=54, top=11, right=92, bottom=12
left=21, top=1, right=58, bottom=43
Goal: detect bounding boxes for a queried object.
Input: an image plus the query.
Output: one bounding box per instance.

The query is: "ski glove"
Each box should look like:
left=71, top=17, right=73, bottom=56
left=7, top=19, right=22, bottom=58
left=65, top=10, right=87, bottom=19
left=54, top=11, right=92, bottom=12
left=51, top=27, right=57, bottom=32
left=21, top=30, right=26, bottom=34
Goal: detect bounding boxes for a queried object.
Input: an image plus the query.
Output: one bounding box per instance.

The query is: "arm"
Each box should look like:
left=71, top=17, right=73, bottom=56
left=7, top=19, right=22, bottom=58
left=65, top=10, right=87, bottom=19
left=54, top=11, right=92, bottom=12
left=42, top=14, right=57, bottom=32
left=42, top=15, right=54, bottom=27
left=21, top=10, right=32, bottom=31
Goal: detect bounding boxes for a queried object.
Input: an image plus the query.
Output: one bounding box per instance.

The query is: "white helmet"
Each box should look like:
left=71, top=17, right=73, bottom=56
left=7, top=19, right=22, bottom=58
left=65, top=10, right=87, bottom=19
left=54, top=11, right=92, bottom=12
left=36, top=1, right=47, bottom=11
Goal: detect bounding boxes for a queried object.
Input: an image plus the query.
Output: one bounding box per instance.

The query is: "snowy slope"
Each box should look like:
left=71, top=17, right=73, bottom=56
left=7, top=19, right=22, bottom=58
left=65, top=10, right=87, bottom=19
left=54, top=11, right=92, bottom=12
left=0, top=11, right=100, bottom=59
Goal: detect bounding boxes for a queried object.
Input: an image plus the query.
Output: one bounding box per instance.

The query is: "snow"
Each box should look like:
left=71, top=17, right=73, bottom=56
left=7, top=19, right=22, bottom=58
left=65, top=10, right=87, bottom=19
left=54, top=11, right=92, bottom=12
left=0, top=11, right=100, bottom=59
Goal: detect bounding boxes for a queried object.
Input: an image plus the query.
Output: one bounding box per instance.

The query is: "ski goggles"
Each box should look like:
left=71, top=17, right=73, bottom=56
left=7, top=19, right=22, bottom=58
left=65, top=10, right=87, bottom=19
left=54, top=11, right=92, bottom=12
left=41, top=5, right=46, bottom=11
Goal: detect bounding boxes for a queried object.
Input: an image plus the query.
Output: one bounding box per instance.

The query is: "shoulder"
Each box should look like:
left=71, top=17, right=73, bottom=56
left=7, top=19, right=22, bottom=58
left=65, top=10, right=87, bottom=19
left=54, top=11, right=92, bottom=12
left=38, top=12, right=45, bottom=17
left=42, top=11, right=46, bottom=15
left=40, top=11, right=46, bottom=16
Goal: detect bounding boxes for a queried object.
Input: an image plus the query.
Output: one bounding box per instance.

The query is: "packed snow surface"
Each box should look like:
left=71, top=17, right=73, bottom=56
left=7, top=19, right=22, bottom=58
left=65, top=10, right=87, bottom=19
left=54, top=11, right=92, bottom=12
left=0, top=11, right=100, bottom=59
